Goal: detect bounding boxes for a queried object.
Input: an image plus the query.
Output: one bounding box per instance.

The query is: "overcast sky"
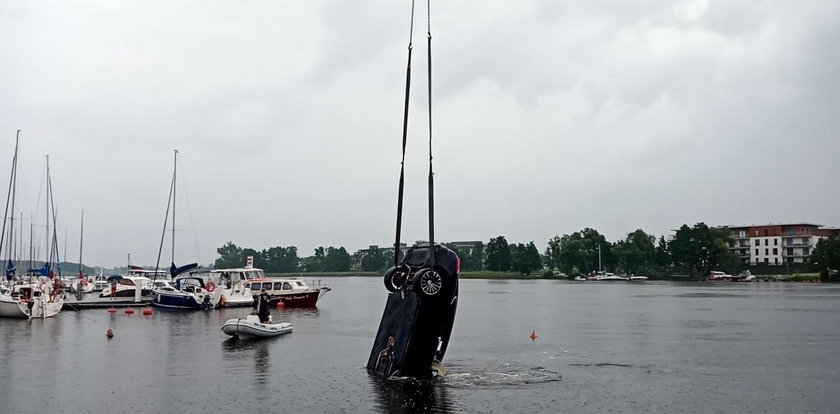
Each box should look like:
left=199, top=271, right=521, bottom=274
left=1, top=1, right=838, bottom=268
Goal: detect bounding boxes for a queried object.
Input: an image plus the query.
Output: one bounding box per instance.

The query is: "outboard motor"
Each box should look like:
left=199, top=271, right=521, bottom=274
left=367, top=244, right=459, bottom=379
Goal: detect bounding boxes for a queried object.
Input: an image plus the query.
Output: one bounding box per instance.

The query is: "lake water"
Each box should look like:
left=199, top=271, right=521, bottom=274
left=1, top=278, right=838, bottom=413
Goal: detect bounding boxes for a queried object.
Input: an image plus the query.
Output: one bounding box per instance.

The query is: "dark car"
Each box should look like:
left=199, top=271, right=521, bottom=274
left=367, top=243, right=460, bottom=379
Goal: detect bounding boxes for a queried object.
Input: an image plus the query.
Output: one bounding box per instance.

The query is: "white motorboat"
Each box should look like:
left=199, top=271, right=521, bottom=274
left=594, top=272, right=626, bottom=281
left=99, top=276, right=154, bottom=298
left=203, top=267, right=266, bottom=307
left=221, top=314, right=293, bottom=339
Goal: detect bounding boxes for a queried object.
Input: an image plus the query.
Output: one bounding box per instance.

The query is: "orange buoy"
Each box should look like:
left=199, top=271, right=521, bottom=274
left=125, top=308, right=135, bottom=315
left=107, top=307, right=117, bottom=314
left=106, top=329, right=114, bottom=339
left=529, top=330, right=538, bottom=341
left=275, top=301, right=285, bottom=308
left=142, top=307, right=153, bottom=316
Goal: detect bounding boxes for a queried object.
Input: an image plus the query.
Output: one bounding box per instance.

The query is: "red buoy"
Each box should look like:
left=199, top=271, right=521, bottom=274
left=529, top=330, right=538, bottom=341
left=275, top=301, right=285, bottom=308
left=142, top=308, right=153, bottom=316
left=125, top=308, right=135, bottom=315
left=107, top=307, right=117, bottom=314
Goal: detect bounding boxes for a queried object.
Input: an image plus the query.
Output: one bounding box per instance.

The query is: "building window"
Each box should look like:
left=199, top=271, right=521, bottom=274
left=774, top=239, right=778, bottom=246
left=803, top=248, right=810, bottom=256
left=773, top=248, right=778, bottom=255
left=739, top=230, right=746, bottom=238
left=755, top=249, right=759, bottom=256
left=788, top=248, right=794, bottom=256
left=764, top=239, right=768, bottom=246
left=754, top=239, right=759, bottom=246
left=765, top=258, right=769, bottom=263
left=775, top=258, right=779, bottom=264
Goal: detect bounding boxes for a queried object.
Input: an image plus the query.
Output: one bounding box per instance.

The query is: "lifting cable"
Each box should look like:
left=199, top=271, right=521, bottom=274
left=393, top=0, right=436, bottom=269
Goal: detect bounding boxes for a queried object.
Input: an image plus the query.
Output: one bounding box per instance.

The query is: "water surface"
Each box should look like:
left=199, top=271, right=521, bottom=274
left=1, top=278, right=838, bottom=413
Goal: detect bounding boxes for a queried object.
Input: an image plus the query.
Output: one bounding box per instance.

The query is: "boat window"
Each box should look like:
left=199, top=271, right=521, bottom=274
left=274, top=282, right=283, bottom=290
left=283, top=282, right=292, bottom=290
left=295, top=281, right=304, bottom=287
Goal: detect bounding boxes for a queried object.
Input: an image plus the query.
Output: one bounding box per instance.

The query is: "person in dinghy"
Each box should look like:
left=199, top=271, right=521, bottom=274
left=252, top=289, right=271, bottom=323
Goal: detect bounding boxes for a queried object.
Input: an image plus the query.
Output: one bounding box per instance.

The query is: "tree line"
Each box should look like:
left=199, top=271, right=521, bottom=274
left=213, top=223, right=840, bottom=280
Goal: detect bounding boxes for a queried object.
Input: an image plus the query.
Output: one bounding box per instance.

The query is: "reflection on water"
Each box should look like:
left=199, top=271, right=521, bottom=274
left=370, top=375, right=453, bottom=413
left=221, top=336, right=276, bottom=387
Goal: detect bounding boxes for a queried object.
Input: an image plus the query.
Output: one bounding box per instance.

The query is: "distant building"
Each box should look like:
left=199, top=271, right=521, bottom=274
left=727, top=223, right=838, bottom=265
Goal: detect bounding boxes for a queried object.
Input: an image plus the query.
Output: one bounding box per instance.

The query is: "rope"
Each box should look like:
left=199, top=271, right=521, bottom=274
left=394, top=0, right=416, bottom=267
left=426, top=0, right=435, bottom=270
left=394, top=0, right=436, bottom=270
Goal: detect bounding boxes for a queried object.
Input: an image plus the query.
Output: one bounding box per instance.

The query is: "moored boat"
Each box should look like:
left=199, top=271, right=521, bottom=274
left=205, top=266, right=265, bottom=307
left=152, top=276, right=221, bottom=310
left=706, top=270, right=754, bottom=282
left=244, top=277, right=330, bottom=307
left=221, top=314, right=293, bottom=339
left=0, top=283, right=63, bottom=318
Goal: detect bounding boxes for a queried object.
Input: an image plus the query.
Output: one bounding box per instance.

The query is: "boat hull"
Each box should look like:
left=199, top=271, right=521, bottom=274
left=221, top=317, right=292, bottom=339
left=0, top=296, right=63, bottom=318
left=152, top=291, right=217, bottom=310
left=267, top=290, right=324, bottom=307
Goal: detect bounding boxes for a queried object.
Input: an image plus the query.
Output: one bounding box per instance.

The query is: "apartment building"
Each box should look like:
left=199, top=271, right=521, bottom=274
left=729, top=223, right=838, bottom=265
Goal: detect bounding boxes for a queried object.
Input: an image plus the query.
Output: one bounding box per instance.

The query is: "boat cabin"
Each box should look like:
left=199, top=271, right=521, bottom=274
left=244, top=278, right=310, bottom=295
left=209, top=268, right=266, bottom=289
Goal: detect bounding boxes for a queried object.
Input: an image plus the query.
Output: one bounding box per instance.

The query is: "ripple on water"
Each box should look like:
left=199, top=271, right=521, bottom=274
left=443, top=363, right=561, bottom=388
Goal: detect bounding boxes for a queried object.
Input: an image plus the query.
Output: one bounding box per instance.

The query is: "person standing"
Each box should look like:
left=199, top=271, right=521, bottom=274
left=253, top=289, right=271, bottom=323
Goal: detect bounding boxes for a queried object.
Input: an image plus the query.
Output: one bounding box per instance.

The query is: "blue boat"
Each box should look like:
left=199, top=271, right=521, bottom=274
left=151, top=276, right=221, bottom=310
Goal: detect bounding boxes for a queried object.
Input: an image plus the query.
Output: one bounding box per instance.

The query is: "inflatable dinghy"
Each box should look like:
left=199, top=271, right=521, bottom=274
left=221, top=314, right=293, bottom=339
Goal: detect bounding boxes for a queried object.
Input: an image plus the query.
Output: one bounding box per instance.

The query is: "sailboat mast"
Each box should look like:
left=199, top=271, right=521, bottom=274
left=1, top=130, right=20, bottom=277
left=171, top=149, right=177, bottom=267
left=29, top=213, right=33, bottom=280
left=78, top=210, right=84, bottom=277
left=45, top=155, right=50, bottom=269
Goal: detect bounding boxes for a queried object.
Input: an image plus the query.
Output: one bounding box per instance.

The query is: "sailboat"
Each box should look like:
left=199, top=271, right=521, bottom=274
left=151, top=150, right=220, bottom=310
left=0, top=131, right=64, bottom=318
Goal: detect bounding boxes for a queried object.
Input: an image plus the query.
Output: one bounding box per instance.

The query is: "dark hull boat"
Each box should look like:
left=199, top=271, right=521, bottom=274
left=367, top=244, right=459, bottom=379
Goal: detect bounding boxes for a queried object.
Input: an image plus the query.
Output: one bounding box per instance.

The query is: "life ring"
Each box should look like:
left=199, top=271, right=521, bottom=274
left=206, top=282, right=216, bottom=292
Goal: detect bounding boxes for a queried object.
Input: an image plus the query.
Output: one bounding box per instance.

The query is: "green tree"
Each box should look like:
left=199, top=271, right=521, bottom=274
left=358, top=247, right=388, bottom=272
left=545, top=236, right=562, bottom=270
left=510, top=241, right=542, bottom=275
left=323, top=246, right=352, bottom=272
left=811, top=235, right=840, bottom=281
left=654, top=236, right=671, bottom=270
left=669, top=223, right=738, bottom=276
left=613, top=229, right=656, bottom=275
left=214, top=241, right=244, bottom=269
left=485, top=236, right=511, bottom=271
left=262, top=246, right=299, bottom=273
left=552, top=228, right=609, bottom=275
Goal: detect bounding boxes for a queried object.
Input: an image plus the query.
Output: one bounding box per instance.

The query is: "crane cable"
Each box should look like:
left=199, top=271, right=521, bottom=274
left=393, top=0, right=436, bottom=269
